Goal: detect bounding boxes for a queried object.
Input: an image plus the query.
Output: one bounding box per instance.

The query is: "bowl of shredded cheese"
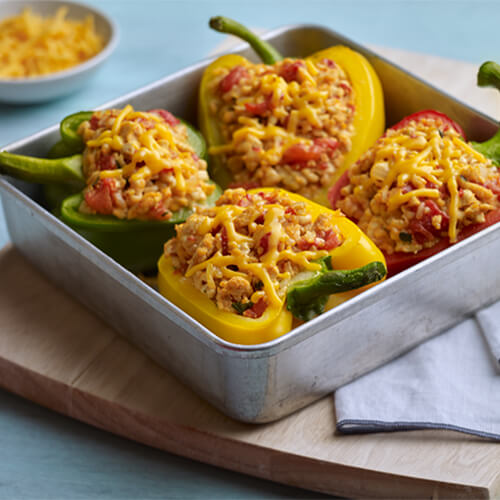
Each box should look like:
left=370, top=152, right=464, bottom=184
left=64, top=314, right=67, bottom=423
left=0, top=0, right=118, bottom=103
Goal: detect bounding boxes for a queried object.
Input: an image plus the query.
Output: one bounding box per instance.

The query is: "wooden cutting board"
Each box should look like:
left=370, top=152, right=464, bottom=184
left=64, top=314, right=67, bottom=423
left=1, top=245, right=499, bottom=499
left=1, top=52, right=500, bottom=499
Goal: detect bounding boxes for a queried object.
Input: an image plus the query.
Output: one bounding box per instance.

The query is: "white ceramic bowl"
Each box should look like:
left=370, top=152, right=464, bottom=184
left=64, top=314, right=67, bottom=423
left=0, top=0, right=118, bottom=104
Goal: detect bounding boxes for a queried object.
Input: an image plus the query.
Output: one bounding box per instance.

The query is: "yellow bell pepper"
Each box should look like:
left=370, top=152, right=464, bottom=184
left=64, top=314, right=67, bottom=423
left=158, top=188, right=386, bottom=345
left=199, top=17, right=385, bottom=206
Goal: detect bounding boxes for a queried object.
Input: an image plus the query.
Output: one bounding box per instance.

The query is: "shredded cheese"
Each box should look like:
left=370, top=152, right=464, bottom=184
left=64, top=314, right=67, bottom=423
left=379, top=126, right=492, bottom=242
left=178, top=193, right=333, bottom=311
left=0, top=7, right=104, bottom=78
left=87, top=105, right=198, bottom=196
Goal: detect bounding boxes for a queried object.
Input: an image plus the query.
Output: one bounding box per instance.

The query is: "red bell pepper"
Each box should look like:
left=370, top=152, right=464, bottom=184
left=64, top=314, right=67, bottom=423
left=328, top=109, right=500, bottom=276
left=390, top=109, right=466, bottom=139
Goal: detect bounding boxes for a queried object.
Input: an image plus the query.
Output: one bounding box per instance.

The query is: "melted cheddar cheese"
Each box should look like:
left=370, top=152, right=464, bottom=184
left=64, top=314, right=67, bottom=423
left=78, top=106, right=214, bottom=221
left=0, top=7, right=103, bottom=78
left=165, top=188, right=345, bottom=317
left=337, top=117, right=500, bottom=254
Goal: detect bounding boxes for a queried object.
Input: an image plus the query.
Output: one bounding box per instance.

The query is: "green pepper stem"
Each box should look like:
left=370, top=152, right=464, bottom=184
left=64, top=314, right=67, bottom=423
left=472, top=61, right=500, bottom=166
left=209, top=16, right=283, bottom=64
left=286, top=261, right=387, bottom=322
left=0, top=152, right=85, bottom=187
left=477, top=61, right=500, bottom=89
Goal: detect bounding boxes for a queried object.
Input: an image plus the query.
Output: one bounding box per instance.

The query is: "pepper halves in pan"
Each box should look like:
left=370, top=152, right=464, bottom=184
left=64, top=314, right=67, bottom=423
left=199, top=17, right=384, bottom=206
left=158, top=188, right=386, bottom=344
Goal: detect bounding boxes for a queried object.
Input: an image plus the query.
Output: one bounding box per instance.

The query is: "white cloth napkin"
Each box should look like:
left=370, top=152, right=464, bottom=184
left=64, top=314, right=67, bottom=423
left=334, top=305, right=500, bottom=440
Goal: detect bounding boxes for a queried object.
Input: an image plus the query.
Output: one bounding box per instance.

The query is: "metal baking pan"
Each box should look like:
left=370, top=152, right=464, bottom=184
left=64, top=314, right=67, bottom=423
left=1, top=24, right=499, bottom=423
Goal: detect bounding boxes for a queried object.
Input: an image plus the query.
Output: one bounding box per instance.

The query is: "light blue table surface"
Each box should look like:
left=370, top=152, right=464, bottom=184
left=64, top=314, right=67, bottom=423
left=0, top=1, right=497, bottom=498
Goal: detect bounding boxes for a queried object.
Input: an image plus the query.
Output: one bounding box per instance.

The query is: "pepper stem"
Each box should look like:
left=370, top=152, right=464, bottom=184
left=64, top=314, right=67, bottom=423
left=472, top=61, right=500, bottom=166
left=209, top=16, right=283, bottom=64
left=477, top=61, right=500, bottom=89
left=286, top=261, right=387, bottom=322
left=0, top=152, right=85, bottom=187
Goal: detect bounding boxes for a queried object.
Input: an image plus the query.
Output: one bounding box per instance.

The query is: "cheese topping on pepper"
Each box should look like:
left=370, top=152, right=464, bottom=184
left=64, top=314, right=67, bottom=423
left=165, top=188, right=345, bottom=317
left=337, top=117, right=500, bottom=254
left=77, top=106, right=214, bottom=221
left=209, top=58, right=355, bottom=199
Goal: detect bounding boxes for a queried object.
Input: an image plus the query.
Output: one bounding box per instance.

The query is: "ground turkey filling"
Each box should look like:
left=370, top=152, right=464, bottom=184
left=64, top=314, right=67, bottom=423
left=336, top=117, right=500, bottom=254
left=209, top=58, right=355, bottom=199
left=78, top=106, right=214, bottom=220
left=165, top=188, right=345, bottom=318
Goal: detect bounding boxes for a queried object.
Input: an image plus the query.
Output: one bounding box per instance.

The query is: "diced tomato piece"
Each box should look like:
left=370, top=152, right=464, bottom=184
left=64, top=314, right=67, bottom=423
left=339, top=82, right=351, bottom=94
left=243, top=298, right=267, bottom=319
left=320, top=229, right=341, bottom=250
left=257, top=191, right=278, bottom=204
left=321, top=58, right=336, bottom=68
left=425, top=199, right=449, bottom=225
left=297, top=229, right=341, bottom=251
left=282, top=143, right=321, bottom=165
left=96, top=152, right=116, bottom=171
left=409, top=219, right=437, bottom=244
left=210, top=225, right=229, bottom=254
left=84, top=178, right=115, bottom=215
left=258, top=232, right=271, bottom=255
left=149, top=202, right=169, bottom=220
left=148, top=109, right=180, bottom=127
left=313, top=137, right=339, bottom=153
left=285, top=207, right=296, bottom=216
left=297, top=238, right=313, bottom=251
left=255, top=214, right=265, bottom=224
left=278, top=61, right=305, bottom=82
left=245, top=94, right=273, bottom=115
left=219, top=66, right=248, bottom=93
left=328, top=170, right=350, bottom=208
left=210, top=224, right=221, bottom=236
left=89, top=114, right=100, bottom=130
left=409, top=199, right=449, bottom=244
left=282, top=138, right=338, bottom=166
left=235, top=194, right=252, bottom=207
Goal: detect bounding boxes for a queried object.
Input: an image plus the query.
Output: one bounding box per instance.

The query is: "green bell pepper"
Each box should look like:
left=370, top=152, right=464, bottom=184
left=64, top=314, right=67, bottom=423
left=0, top=110, right=220, bottom=273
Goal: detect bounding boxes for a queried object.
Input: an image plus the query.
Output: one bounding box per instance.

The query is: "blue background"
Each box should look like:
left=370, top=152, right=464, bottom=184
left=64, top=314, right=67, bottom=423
left=0, top=1, right=497, bottom=498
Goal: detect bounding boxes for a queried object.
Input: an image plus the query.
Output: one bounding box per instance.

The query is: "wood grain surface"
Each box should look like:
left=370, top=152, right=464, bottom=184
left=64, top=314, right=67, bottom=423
left=0, top=245, right=499, bottom=499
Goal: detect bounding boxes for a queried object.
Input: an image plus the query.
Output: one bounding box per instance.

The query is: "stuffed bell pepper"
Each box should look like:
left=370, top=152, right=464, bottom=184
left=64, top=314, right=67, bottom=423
left=328, top=94, right=500, bottom=276
left=199, top=17, right=384, bottom=206
left=0, top=106, right=220, bottom=272
left=158, top=187, right=386, bottom=344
